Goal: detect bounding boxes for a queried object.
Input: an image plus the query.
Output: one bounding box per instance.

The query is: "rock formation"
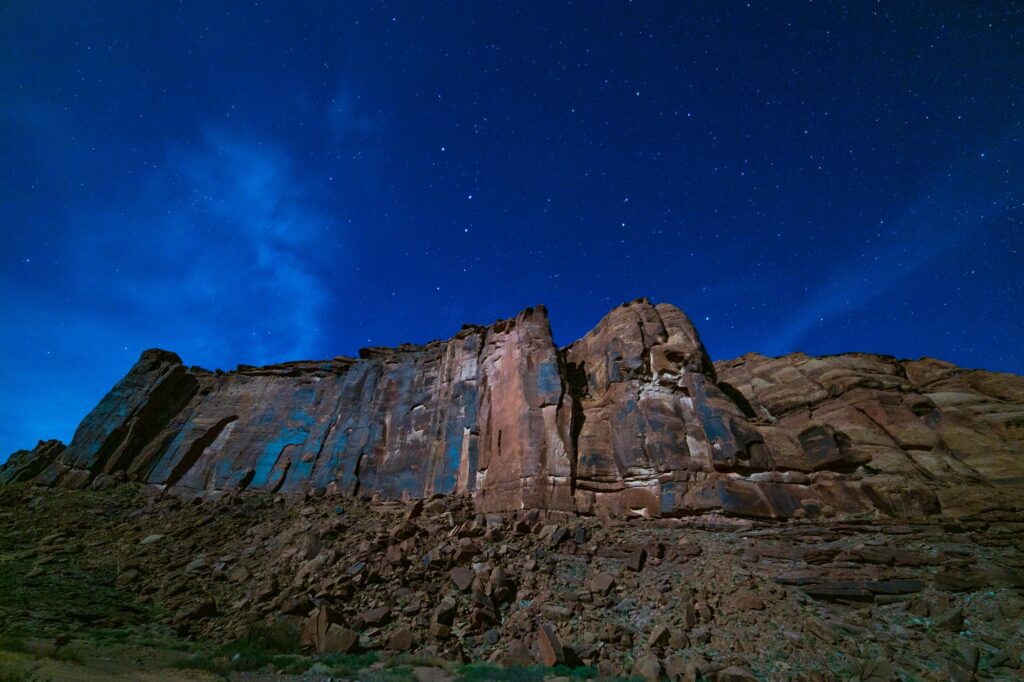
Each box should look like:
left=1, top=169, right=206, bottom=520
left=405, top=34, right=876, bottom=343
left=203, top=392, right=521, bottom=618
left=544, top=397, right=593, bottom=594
left=5, top=298, right=1023, bottom=521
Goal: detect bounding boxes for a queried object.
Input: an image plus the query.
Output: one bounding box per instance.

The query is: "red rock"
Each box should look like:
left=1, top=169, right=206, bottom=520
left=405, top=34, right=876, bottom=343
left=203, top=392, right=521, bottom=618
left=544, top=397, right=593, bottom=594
left=717, top=665, right=758, bottom=682
left=322, top=624, right=359, bottom=653
left=360, top=605, right=390, bottom=626
left=536, top=623, right=564, bottom=666
left=450, top=566, right=475, bottom=592
left=633, top=653, right=663, bottom=681
left=430, top=596, right=457, bottom=637
left=626, top=547, right=647, bottom=572
left=301, top=607, right=352, bottom=652
left=386, top=627, right=415, bottom=651
left=733, top=594, right=765, bottom=610
left=9, top=299, right=1023, bottom=525
left=589, top=572, right=615, bottom=596
left=648, top=624, right=669, bottom=647
left=503, top=639, right=533, bottom=667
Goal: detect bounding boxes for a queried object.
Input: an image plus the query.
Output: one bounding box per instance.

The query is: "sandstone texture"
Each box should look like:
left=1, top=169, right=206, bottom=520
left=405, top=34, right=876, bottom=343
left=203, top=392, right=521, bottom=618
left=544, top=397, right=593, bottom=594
left=5, top=298, right=1023, bottom=525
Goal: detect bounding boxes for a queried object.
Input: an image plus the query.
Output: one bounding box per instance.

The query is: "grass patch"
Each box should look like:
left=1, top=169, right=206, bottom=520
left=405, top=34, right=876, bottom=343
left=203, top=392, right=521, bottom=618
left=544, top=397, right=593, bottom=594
left=0, top=660, right=51, bottom=682
left=0, top=634, right=27, bottom=654
left=319, top=651, right=380, bottom=675
left=456, top=663, right=599, bottom=681
left=212, top=620, right=303, bottom=672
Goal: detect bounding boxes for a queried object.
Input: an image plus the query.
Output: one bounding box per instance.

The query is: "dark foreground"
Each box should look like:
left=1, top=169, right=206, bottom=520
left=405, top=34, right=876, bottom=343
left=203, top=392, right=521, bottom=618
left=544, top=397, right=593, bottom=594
left=0, top=484, right=1021, bottom=681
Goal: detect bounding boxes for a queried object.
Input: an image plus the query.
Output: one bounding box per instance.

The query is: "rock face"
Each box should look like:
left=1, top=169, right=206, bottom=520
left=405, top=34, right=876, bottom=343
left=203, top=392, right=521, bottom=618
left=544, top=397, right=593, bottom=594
left=5, top=299, right=1023, bottom=521
left=0, top=439, right=65, bottom=485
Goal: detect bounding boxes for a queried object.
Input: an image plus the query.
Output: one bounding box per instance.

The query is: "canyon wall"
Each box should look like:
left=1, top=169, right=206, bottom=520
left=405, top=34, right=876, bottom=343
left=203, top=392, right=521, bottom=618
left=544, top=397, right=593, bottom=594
left=6, top=299, right=1023, bottom=520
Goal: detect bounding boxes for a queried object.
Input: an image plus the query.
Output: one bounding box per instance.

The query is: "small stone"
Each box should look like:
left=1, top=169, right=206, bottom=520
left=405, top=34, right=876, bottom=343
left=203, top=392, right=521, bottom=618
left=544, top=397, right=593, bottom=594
left=549, top=526, right=568, bottom=546
left=322, top=624, right=359, bottom=653
left=664, top=654, right=688, bottom=680
left=361, top=605, right=391, bottom=626
left=484, top=628, right=501, bottom=645
left=589, top=572, right=615, bottom=596
left=648, top=624, right=669, bottom=647
left=626, top=547, right=647, bottom=572
left=140, top=534, right=164, bottom=545
left=956, top=640, right=978, bottom=672
left=412, top=667, right=453, bottom=682
left=504, top=639, right=533, bottom=667
left=176, top=599, right=217, bottom=623
left=429, top=621, right=451, bottom=639
left=542, top=604, right=574, bottom=621
left=116, top=568, right=140, bottom=585
left=668, top=630, right=689, bottom=649
left=734, top=594, right=765, bottom=611
left=435, top=596, right=457, bottom=624
left=227, top=565, right=250, bottom=582
left=934, top=606, right=965, bottom=632
left=717, top=665, right=758, bottom=682
left=634, top=653, right=662, bottom=681
left=386, top=545, right=405, bottom=565
left=387, top=627, right=415, bottom=651
left=450, top=566, right=475, bottom=591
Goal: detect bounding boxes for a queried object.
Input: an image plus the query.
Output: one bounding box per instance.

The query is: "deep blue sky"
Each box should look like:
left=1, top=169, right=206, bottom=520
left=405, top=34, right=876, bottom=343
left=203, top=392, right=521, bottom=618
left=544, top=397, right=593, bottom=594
left=2, top=2, right=1022, bottom=457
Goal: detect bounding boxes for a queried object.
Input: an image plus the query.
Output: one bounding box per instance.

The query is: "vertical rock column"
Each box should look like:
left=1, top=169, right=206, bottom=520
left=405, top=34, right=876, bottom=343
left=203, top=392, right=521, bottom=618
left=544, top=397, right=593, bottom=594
left=474, top=306, right=576, bottom=513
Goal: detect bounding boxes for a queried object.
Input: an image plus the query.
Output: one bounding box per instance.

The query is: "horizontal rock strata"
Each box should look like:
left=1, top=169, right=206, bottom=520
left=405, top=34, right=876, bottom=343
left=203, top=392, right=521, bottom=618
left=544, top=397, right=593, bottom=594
left=5, top=298, right=1023, bottom=521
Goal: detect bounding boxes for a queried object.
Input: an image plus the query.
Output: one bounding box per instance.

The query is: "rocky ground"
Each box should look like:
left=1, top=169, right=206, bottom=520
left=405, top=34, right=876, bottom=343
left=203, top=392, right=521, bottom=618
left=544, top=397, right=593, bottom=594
left=0, top=484, right=1022, bottom=681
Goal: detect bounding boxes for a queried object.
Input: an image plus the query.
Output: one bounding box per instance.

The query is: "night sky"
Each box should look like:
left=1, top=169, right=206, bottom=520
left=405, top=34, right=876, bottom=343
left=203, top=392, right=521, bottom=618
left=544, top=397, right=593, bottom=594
left=2, top=2, right=1023, bottom=458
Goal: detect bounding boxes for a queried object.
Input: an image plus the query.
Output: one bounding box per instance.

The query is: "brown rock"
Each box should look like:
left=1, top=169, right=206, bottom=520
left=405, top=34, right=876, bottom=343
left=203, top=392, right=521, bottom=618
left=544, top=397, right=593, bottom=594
left=733, top=594, right=764, bottom=611
left=360, top=605, right=391, bottom=626
left=536, top=623, right=565, bottom=666
left=450, top=566, right=475, bottom=592
left=717, top=665, right=757, bottom=681
left=503, top=639, right=534, bottom=667
left=648, top=624, right=670, bottom=647
left=428, top=621, right=451, bottom=639
left=626, top=547, right=647, bottom=572
left=412, top=668, right=454, bottom=682
left=322, top=624, right=359, bottom=653
left=386, top=627, right=415, bottom=651
left=386, top=544, right=405, bottom=565
left=589, top=572, right=615, bottom=596
left=634, top=653, right=663, bottom=681
left=933, top=606, right=965, bottom=632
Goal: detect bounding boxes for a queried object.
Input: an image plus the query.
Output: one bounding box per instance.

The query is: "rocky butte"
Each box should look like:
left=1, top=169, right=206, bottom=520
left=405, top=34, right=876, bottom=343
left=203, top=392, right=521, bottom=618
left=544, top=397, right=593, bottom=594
left=5, top=297, right=1023, bottom=522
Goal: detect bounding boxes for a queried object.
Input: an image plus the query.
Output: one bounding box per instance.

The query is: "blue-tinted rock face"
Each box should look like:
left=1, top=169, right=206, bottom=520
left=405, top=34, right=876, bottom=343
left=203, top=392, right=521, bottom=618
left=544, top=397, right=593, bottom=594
left=8, top=299, right=1024, bottom=520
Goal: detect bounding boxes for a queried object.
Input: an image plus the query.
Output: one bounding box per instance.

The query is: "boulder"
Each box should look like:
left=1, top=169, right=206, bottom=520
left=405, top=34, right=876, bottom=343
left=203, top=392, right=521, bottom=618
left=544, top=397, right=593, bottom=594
left=536, top=623, right=565, bottom=666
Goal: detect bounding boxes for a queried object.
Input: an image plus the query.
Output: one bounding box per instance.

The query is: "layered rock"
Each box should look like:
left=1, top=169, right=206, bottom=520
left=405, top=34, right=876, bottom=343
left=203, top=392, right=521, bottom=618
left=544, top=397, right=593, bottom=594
left=4, top=299, right=1023, bottom=521
left=0, top=439, right=65, bottom=485
left=716, top=352, right=1024, bottom=518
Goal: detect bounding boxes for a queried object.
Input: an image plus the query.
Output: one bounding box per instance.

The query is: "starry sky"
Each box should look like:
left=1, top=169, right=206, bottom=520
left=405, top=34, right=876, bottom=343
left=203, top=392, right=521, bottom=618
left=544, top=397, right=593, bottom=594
left=2, top=2, right=1023, bottom=458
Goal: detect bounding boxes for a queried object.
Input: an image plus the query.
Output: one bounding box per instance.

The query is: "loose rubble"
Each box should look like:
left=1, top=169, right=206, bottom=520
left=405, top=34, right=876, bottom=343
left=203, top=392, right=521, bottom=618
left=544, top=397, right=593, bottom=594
left=1, top=483, right=1021, bottom=680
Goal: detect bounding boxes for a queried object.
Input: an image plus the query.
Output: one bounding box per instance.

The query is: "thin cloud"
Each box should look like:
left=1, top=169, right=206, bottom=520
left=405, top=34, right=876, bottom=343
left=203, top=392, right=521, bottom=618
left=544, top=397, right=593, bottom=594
left=61, top=129, right=337, bottom=366
left=766, top=139, right=1022, bottom=355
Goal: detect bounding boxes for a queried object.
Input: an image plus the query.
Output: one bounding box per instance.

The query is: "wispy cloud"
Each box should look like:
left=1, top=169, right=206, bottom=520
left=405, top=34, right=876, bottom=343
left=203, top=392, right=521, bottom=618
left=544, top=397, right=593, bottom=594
left=64, top=129, right=338, bottom=366
left=765, top=139, right=1022, bottom=355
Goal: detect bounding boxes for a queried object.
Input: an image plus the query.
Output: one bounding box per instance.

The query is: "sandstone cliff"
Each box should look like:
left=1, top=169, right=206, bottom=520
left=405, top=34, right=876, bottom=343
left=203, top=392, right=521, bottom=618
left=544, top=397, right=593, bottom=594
left=6, top=299, right=1023, bottom=521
